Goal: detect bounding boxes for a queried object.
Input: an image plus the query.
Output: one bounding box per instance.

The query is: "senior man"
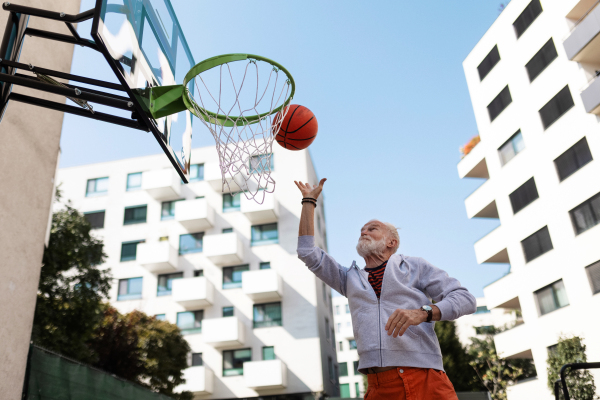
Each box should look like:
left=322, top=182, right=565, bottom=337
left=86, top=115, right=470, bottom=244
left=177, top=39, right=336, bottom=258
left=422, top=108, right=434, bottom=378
left=294, top=179, right=477, bottom=400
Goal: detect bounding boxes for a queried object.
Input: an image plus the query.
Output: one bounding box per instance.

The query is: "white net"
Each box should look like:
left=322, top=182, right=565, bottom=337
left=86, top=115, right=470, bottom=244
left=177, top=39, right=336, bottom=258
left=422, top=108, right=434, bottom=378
left=186, top=57, right=292, bottom=204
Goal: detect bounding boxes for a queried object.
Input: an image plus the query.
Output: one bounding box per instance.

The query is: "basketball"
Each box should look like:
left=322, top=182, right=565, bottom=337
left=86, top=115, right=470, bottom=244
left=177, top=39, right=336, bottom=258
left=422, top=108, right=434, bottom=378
left=273, top=105, right=318, bottom=151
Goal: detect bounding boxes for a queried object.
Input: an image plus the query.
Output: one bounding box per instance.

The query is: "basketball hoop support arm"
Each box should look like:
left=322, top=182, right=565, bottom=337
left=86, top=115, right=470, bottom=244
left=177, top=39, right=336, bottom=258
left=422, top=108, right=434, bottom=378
left=0, top=2, right=147, bottom=131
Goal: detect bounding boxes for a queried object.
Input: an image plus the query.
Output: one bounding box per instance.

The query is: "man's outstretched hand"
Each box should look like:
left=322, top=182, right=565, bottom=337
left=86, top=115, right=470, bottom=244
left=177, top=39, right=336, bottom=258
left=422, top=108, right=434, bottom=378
left=294, top=178, right=327, bottom=200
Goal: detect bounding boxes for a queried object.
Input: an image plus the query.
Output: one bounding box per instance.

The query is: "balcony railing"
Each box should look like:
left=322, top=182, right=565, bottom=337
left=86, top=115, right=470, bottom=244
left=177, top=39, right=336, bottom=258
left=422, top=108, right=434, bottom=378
left=242, top=269, right=282, bottom=301
left=172, top=277, right=214, bottom=309
left=241, top=195, right=279, bottom=224
left=177, top=366, right=213, bottom=394
left=564, top=0, right=600, bottom=62
left=203, top=232, right=244, bottom=265
left=141, top=169, right=181, bottom=200
left=244, top=360, right=287, bottom=389
left=174, top=198, right=215, bottom=231
left=137, top=242, right=178, bottom=273
left=202, top=317, right=245, bottom=347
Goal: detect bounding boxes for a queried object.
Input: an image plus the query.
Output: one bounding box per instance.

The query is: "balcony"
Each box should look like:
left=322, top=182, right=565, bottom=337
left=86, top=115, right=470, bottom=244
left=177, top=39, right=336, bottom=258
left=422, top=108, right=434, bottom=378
left=203, top=232, right=244, bottom=265
left=464, top=180, right=499, bottom=219
left=177, top=366, right=213, bottom=394
left=242, top=269, right=282, bottom=301
left=204, top=162, right=244, bottom=193
left=506, top=377, right=542, bottom=400
left=202, top=317, right=245, bottom=347
left=581, top=75, right=600, bottom=114
left=175, top=198, right=215, bottom=231
left=457, top=141, right=489, bottom=179
left=172, top=277, right=214, bottom=309
left=141, top=169, right=180, bottom=200
left=244, top=360, right=287, bottom=390
left=340, top=326, right=354, bottom=340
left=484, top=273, right=521, bottom=311
left=564, top=1, right=600, bottom=63
left=241, top=195, right=279, bottom=224
left=137, top=242, right=178, bottom=273
left=493, top=323, right=532, bottom=359
left=473, top=226, right=509, bottom=264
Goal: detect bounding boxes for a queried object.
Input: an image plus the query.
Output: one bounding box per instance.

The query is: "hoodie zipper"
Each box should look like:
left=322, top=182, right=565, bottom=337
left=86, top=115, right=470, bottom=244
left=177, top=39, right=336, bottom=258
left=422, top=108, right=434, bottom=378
left=357, top=265, right=384, bottom=367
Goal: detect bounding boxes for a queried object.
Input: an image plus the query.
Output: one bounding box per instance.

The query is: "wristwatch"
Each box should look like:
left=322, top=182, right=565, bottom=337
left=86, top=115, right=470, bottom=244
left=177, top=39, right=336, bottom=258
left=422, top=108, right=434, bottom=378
left=421, top=305, right=433, bottom=323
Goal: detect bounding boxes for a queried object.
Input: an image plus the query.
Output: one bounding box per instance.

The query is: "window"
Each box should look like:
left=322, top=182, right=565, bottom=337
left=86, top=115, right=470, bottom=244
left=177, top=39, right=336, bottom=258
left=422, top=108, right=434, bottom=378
left=123, top=205, right=147, bottom=225
left=477, top=45, right=501, bottom=81
left=223, top=265, right=249, bottom=289
left=522, top=226, right=553, bottom=262
left=157, top=272, right=183, bottom=296
left=340, top=383, right=350, bottom=397
left=222, top=306, right=234, bottom=317
left=189, top=163, right=204, bottom=182
left=334, top=364, right=338, bottom=383
left=586, top=261, right=600, bottom=295
left=86, top=177, right=108, bottom=197
left=120, top=240, right=144, bottom=262
left=126, top=172, right=142, bottom=191
left=328, top=357, right=334, bottom=381
left=335, top=305, right=340, bottom=315
left=554, top=137, right=593, bottom=182
left=253, top=302, right=282, bottom=328
left=487, top=86, right=512, bottom=122
left=179, top=233, right=203, bottom=255
left=513, top=0, right=542, bottom=38
left=355, top=382, right=360, bottom=397
left=345, top=304, right=350, bottom=314
left=251, top=223, right=278, bottom=245
left=339, top=362, right=348, bottom=377
left=336, top=323, right=341, bottom=333
left=193, top=270, right=204, bottom=277
left=223, top=349, right=251, bottom=376
left=539, top=86, right=574, bottom=129
left=475, top=326, right=495, bottom=335
left=349, top=339, right=357, bottom=350
left=259, top=261, right=271, bottom=269
left=84, top=211, right=105, bottom=229
left=159, top=236, right=168, bottom=242
left=222, top=228, right=233, bottom=233
left=526, top=38, right=557, bottom=82
left=250, top=153, right=273, bottom=173
left=354, top=361, right=359, bottom=374
left=474, top=306, right=491, bottom=314
left=338, top=341, right=343, bottom=351
left=535, top=280, right=569, bottom=316
left=570, top=193, right=600, bottom=235
left=498, top=130, right=525, bottom=166
left=161, top=199, right=182, bottom=220
left=177, top=310, right=203, bottom=334
left=191, top=353, right=203, bottom=367
left=155, top=314, right=166, bottom=321
left=117, top=277, right=143, bottom=301
left=223, top=193, right=241, bottom=212
left=509, top=177, right=539, bottom=214
left=322, top=282, right=327, bottom=301
left=262, top=346, right=275, bottom=360
left=325, top=318, right=330, bottom=340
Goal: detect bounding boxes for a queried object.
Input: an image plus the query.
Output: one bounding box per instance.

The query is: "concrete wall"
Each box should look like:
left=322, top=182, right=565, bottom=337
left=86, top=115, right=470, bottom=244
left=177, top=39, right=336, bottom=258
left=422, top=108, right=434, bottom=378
left=0, top=1, right=81, bottom=398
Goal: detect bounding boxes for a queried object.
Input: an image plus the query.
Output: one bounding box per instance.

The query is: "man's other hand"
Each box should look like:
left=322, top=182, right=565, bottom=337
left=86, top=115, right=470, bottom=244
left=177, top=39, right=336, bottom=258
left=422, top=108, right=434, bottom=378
left=294, top=178, right=326, bottom=200
left=385, top=309, right=427, bottom=338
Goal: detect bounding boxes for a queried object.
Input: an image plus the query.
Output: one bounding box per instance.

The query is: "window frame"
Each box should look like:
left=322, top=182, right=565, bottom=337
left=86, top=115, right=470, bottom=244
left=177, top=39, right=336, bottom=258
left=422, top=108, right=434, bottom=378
left=535, top=279, right=569, bottom=316
left=189, top=163, right=204, bottom=182
left=498, top=130, right=525, bottom=166
left=521, top=226, right=553, bottom=263
left=222, top=306, right=234, bottom=317
left=262, top=346, right=275, bottom=361
left=157, top=272, right=183, bottom=296
left=539, top=85, right=574, bottom=130
left=126, top=172, right=142, bottom=191
left=513, top=0, right=543, bottom=39
left=251, top=223, right=279, bottom=246
left=179, top=232, right=204, bottom=255
left=259, top=261, right=271, bottom=269
left=585, top=260, right=600, bottom=295
left=569, top=192, right=600, bottom=235
left=525, top=38, right=557, bottom=82
left=161, top=199, right=183, bottom=221
left=120, top=240, right=144, bottom=262
left=117, top=277, right=143, bottom=301
left=477, top=45, right=501, bottom=81
left=222, top=264, right=249, bottom=289
left=554, top=137, right=593, bottom=182
left=191, top=352, right=203, bottom=367
left=176, top=310, right=203, bottom=334
left=123, top=205, right=147, bottom=225
left=349, top=339, right=357, bottom=350
left=250, top=153, right=274, bottom=174
left=223, top=348, right=251, bottom=377
left=253, top=301, right=282, bottom=328
left=339, top=361, right=348, bottom=377
left=487, top=85, right=512, bottom=122
left=84, top=210, right=106, bottom=229
left=222, top=193, right=241, bottom=212
left=85, top=177, right=109, bottom=197
left=509, top=177, right=539, bottom=214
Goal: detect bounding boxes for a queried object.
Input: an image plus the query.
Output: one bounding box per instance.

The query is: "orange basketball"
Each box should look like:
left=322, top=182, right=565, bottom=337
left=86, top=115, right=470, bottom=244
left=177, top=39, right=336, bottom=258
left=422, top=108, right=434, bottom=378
left=273, top=105, right=318, bottom=150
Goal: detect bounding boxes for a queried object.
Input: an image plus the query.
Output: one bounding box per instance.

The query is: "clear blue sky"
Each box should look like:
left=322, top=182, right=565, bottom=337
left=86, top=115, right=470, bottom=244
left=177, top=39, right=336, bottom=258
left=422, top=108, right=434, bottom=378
left=60, top=0, right=511, bottom=297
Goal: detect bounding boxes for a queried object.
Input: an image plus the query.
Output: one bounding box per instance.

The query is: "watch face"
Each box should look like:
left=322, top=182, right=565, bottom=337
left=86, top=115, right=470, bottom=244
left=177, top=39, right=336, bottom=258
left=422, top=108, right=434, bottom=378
left=422, top=306, right=432, bottom=311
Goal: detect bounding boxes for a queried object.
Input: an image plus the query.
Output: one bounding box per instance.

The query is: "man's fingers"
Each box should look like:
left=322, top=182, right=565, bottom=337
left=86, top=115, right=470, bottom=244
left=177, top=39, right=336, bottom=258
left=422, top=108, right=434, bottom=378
left=319, top=178, right=327, bottom=188
left=385, top=312, right=399, bottom=330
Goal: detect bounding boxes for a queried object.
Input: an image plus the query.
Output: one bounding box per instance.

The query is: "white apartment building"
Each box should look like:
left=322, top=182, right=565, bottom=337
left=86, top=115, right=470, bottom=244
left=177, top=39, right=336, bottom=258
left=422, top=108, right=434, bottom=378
left=459, top=0, right=600, bottom=399
left=56, top=144, right=339, bottom=400
left=332, top=296, right=363, bottom=399
left=454, top=298, right=517, bottom=347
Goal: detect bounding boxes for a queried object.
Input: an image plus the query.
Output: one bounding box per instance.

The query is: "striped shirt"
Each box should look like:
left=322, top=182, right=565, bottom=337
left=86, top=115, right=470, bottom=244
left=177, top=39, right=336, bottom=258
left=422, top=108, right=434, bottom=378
left=365, top=260, right=388, bottom=298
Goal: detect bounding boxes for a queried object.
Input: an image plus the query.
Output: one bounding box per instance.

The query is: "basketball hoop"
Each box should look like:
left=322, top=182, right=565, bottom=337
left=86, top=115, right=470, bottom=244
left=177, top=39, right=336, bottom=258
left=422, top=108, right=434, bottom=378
left=181, top=54, right=295, bottom=204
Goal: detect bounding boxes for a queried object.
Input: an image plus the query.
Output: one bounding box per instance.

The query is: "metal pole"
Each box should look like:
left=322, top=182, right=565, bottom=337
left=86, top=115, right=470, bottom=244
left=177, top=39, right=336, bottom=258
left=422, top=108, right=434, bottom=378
left=1, top=3, right=95, bottom=23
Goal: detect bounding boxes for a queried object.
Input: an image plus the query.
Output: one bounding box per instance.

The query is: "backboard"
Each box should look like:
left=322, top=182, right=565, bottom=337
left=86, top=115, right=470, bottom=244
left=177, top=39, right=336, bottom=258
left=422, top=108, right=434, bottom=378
left=91, top=0, right=195, bottom=181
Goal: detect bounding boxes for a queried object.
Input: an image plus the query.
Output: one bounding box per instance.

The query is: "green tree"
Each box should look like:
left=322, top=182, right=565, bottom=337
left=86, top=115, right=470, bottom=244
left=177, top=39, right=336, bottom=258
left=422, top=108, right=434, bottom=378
left=90, top=307, right=193, bottom=400
left=547, top=335, right=597, bottom=400
left=32, top=197, right=110, bottom=363
left=468, top=331, right=537, bottom=400
left=435, top=321, right=485, bottom=391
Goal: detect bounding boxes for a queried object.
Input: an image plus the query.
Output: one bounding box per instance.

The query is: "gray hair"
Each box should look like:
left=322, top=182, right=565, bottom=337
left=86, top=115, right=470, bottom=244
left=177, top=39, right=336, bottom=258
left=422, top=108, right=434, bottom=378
left=368, top=219, right=400, bottom=254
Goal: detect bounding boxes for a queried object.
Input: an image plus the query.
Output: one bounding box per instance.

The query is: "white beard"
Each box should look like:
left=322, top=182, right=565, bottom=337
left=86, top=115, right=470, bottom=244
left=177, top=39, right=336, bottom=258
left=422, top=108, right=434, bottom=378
left=356, top=236, right=386, bottom=258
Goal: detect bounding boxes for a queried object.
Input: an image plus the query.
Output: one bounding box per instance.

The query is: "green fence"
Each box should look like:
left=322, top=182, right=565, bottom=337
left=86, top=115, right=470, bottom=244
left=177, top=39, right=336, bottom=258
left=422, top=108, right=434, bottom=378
left=23, top=345, right=173, bottom=400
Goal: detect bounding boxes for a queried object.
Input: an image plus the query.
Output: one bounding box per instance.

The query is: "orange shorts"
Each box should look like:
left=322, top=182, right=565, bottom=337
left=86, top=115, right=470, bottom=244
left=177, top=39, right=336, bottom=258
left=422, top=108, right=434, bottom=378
left=365, top=367, right=459, bottom=400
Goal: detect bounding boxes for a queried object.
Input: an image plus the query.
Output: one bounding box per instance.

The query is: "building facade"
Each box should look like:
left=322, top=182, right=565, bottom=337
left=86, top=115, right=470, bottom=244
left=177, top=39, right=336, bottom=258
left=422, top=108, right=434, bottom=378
left=454, top=298, right=517, bottom=347
left=459, top=0, right=600, bottom=398
left=332, top=296, right=363, bottom=399
left=57, top=144, right=339, bottom=399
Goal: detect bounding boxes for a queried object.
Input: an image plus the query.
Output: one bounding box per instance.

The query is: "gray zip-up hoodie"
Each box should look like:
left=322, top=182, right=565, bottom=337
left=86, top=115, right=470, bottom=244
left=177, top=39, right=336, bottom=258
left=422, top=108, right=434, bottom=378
left=297, top=236, right=476, bottom=374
